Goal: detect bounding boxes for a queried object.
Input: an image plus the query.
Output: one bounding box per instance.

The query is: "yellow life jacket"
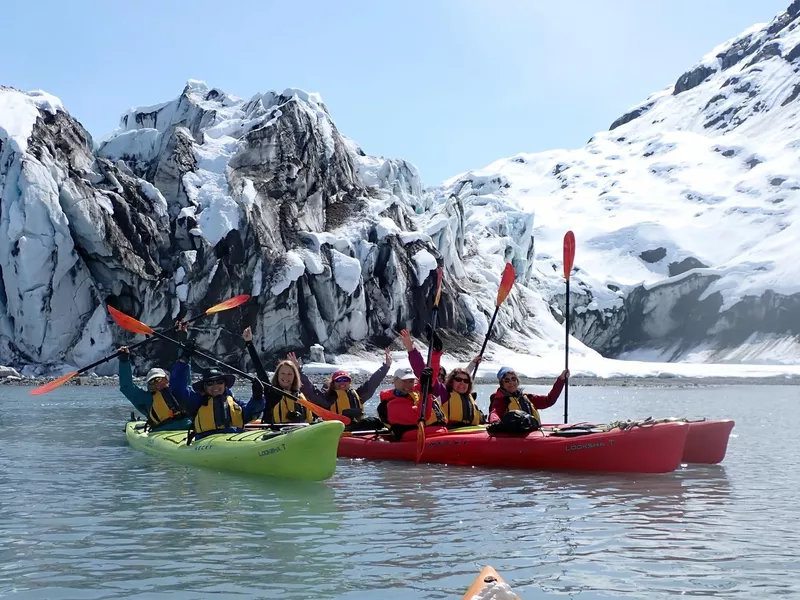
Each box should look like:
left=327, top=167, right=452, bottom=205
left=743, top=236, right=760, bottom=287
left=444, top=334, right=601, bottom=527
left=332, top=388, right=362, bottom=416
left=194, top=394, right=244, bottom=435
left=444, top=390, right=482, bottom=426
left=268, top=391, right=313, bottom=424
left=147, top=388, right=186, bottom=429
left=507, top=393, right=542, bottom=423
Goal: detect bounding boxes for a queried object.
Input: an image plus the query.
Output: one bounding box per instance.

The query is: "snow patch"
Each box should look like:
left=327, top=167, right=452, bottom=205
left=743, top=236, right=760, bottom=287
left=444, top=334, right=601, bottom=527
left=330, top=249, right=361, bottom=294
left=271, top=251, right=305, bottom=295
left=412, top=249, right=438, bottom=285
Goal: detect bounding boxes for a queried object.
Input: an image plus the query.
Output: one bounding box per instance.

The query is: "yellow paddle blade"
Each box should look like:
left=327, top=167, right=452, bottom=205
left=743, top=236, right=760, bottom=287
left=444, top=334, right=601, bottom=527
left=30, top=371, right=78, bottom=395
left=415, top=421, right=426, bottom=464
left=204, top=294, right=250, bottom=315
left=107, top=306, right=155, bottom=335
left=433, top=267, right=444, bottom=307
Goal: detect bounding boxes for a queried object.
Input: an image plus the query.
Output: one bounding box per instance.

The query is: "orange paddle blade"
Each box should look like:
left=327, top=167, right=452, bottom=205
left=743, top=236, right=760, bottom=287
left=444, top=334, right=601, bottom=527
left=205, top=294, right=250, bottom=315
left=107, top=306, right=155, bottom=335
left=415, top=421, right=426, bottom=464
left=563, top=231, right=576, bottom=280
left=433, top=267, right=444, bottom=307
left=30, top=371, right=78, bottom=395
left=295, top=395, right=351, bottom=425
left=495, top=263, right=516, bottom=306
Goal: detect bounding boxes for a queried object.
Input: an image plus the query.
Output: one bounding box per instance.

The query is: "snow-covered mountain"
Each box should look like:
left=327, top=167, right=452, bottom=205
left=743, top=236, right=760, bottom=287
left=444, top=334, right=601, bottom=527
left=2, top=1, right=800, bottom=376
left=430, top=0, right=800, bottom=366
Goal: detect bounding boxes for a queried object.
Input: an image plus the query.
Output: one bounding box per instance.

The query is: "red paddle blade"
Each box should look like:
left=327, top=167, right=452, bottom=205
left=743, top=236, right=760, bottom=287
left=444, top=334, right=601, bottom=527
left=433, top=267, right=444, bottom=307
left=30, top=371, right=78, bottom=395
left=563, top=231, right=576, bottom=280
left=107, top=306, right=155, bottom=335
left=496, top=263, right=516, bottom=306
left=415, top=421, right=426, bottom=464
left=205, top=294, right=250, bottom=315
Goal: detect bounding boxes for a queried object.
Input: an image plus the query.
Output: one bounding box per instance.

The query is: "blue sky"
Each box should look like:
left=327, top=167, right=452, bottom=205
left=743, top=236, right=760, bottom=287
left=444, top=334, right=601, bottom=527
left=3, top=0, right=791, bottom=184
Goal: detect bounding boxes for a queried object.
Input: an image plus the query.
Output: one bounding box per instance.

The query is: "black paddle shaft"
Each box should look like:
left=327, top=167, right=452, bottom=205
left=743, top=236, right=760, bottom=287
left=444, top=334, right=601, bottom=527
left=564, top=279, right=570, bottom=424
left=418, top=307, right=441, bottom=425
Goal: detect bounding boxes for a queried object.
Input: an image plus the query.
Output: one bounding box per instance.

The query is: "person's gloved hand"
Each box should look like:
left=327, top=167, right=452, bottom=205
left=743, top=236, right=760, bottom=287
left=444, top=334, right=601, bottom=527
left=118, top=347, right=130, bottom=362
left=341, top=408, right=362, bottom=420
left=419, top=366, right=434, bottom=390
left=287, top=410, right=305, bottom=423
left=179, top=340, right=196, bottom=361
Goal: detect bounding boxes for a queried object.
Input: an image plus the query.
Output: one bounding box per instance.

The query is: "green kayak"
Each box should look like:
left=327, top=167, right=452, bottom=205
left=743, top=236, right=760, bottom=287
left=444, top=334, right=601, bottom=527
left=125, top=420, right=344, bottom=481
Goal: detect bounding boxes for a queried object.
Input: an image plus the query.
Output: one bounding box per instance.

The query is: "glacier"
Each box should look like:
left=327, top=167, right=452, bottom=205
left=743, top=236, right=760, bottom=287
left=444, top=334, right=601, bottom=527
left=3, top=2, right=800, bottom=379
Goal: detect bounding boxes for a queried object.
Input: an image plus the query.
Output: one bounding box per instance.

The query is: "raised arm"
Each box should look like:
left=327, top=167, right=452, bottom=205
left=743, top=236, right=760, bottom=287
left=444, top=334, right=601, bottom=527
left=117, top=347, right=152, bottom=415
left=528, top=370, right=568, bottom=410
left=356, top=348, right=392, bottom=401
left=243, top=327, right=270, bottom=384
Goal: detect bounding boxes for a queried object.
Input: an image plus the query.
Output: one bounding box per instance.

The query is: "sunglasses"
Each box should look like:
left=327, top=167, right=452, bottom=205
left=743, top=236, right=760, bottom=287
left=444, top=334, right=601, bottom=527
left=205, top=378, right=225, bottom=386
left=502, top=376, right=519, bottom=383
left=333, top=377, right=351, bottom=383
left=452, top=376, right=470, bottom=383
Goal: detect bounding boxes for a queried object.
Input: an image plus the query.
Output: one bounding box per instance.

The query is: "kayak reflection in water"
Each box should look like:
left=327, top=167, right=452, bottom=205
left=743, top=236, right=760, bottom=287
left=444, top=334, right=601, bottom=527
left=118, top=343, right=191, bottom=432
left=487, top=367, right=569, bottom=433
left=399, top=328, right=484, bottom=429
left=170, top=321, right=265, bottom=441
left=288, top=349, right=390, bottom=432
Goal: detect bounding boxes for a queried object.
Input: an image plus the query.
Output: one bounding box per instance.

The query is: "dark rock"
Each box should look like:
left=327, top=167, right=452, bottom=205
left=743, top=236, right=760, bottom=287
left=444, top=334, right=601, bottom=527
left=668, top=257, right=709, bottom=277
left=639, top=248, right=667, bottom=263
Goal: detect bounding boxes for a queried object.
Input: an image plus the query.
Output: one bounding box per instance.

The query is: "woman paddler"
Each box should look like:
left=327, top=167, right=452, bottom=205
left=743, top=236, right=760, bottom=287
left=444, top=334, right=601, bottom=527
left=242, top=327, right=313, bottom=424
left=287, top=349, right=391, bottom=431
left=488, top=366, right=568, bottom=431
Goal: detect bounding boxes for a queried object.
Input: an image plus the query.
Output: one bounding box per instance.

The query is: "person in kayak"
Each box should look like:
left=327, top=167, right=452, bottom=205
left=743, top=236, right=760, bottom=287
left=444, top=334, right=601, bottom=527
left=399, top=329, right=483, bottom=428
left=242, top=327, right=313, bottom=424
left=170, top=323, right=265, bottom=441
left=378, top=364, right=447, bottom=439
left=117, top=346, right=191, bottom=432
left=286, top=349, right=390, bottom=431
left=488, top=367, right=568, bottom=430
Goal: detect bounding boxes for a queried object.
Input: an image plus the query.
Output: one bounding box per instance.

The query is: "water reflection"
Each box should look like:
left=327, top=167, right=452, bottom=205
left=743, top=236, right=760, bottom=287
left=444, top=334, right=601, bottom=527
left=3, top=385, right=799, bottom=600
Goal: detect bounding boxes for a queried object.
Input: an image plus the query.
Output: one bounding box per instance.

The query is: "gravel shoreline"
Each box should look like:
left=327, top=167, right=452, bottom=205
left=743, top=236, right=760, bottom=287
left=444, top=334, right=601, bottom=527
left=4, top=373, right=799, bottom=389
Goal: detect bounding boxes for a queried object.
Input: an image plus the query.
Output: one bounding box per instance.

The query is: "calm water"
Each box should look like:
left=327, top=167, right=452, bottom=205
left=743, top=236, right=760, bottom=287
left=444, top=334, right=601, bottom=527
left=1, top=382, right=798, bottom=599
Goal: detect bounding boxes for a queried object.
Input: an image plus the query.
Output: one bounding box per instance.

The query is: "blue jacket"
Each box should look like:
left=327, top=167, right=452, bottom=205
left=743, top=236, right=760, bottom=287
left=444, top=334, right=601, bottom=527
left=119, top=359, right=192, bottom=431
left=169, top=361, right=265, bottom=440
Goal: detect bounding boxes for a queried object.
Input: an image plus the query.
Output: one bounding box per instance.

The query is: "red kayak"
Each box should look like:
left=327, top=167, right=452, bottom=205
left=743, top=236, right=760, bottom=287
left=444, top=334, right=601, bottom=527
left=543, top=418, right=735, bottom=465
left=683, top=419, right=734, bottom=464
left=338, top=421, right=689, bottom=473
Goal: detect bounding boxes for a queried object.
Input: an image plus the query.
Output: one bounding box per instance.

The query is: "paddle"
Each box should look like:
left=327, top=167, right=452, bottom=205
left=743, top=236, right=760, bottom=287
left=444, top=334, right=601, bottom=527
left=107, top=306, right=350, bottom=425
left=471, top=262, right=516, bottom=379
left=29, top=295, right=250, bottom=395
left=563, top=231, right=576, bottom=424
left=416, top=266, right=444, bottom=464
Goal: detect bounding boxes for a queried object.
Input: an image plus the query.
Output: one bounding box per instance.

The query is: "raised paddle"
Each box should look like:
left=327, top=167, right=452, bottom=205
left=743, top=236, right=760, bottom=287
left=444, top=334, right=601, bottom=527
left=29, top=294, right=250, bottom=395
left=471, top=262, right=516, bottom=379
left=107, top=306, right=350, bottom=425
left=416, top=266, right=444, bottom=464
left=563, top=231, right=576, bottom=424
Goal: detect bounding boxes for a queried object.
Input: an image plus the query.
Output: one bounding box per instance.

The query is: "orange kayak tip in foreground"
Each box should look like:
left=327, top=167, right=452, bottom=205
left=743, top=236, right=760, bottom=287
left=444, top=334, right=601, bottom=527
left=462, top=566, right=520, bottom=600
